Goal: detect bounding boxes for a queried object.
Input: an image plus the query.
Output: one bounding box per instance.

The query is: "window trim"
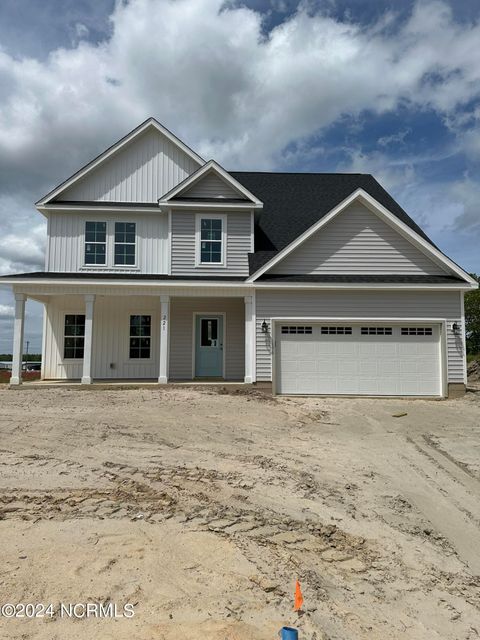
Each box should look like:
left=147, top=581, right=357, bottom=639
left=63, top=313, right=86, bottom=360
left=84, top=221, right=107, bottom=267
left=114, top=221, right=137, bottom=267
left=128, top=314, right=153, bottom=361
left=81, top=219, right=140, bottom=270
left=195, top=213, right=227, bottom=268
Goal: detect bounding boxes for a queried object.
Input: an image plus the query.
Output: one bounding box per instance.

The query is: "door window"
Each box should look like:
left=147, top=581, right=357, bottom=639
left=200, top=318, right=218, bottom=347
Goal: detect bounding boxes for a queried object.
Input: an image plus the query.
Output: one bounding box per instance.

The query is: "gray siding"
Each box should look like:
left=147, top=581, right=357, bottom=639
left=171, top=211, right=251, bottom=276
left=255, top=290, right=464, bottom=384
left=57, top=128, right=199, bottom=202
left=270, top=203, right=447, bottom=275
left=183, top=172, right=241, bottom=199
left=169, top=297, right=245, bottom=380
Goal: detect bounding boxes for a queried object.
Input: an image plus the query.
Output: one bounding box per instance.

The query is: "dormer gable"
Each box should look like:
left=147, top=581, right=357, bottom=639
left=159, top=160, right=263, bottom=207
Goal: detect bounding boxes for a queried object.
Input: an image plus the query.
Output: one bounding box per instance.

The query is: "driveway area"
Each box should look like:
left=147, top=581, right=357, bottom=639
left=0, top=386, right=479, bottom=639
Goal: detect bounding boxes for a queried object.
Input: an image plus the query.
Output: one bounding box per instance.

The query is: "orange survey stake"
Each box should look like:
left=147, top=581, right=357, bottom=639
left=294, top=580, right=303, bottom=611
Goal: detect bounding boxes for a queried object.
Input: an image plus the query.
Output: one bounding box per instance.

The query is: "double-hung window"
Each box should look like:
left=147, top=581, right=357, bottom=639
left=129, top=315, right=151, bottom=359
left=115, top=222, right=136, bottom=266
left=85, top=222, right=106, bottom=265
left=197, top=215, right=225, bottom=265
left=64, top=315, right=85, bottom=359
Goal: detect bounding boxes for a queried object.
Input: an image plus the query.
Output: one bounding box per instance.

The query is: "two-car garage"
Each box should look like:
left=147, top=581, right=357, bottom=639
left=275, top=323, right=443, bottom=397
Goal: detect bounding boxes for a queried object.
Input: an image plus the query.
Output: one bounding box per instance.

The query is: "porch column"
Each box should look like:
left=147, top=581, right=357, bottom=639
left=81, top=294, right=95, bottom=385
left=10, top=294, right=26, bottom=386
left=158, top=295, right=170, bottom=384
left=244, top=295, right=254, bottom=383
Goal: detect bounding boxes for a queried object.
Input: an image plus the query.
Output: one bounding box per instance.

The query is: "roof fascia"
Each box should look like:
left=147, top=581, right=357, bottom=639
left=159, top=159, right=263, bottom=205
left=247, top=188, right=476, bottom=284
left=36, top=118, right=205, bottom=206
left=37, top=204, right=164, bottom=214
left=2, top=278, right=475, bottom=291
left=159, top=201, right=262, bottom=211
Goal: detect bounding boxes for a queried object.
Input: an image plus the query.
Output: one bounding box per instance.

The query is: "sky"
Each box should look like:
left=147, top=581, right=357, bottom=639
left=0, top=0, right=479, bottom=352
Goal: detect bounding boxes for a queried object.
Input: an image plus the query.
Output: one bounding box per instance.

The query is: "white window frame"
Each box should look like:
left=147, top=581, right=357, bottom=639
left=128, top=314, right=153, bottom=361
left=84, top=221, right=107, bottom=267
left=81, top=220, right=139, bottom=270
left=195, top=213, right=227, bottom=268
left=114, top=221, right=137, bottom=267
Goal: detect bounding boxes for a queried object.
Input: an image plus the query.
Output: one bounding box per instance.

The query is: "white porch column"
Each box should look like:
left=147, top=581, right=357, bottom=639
left=244, top=295, right=254, bottom=383
left=81, top=294, right=95, bottom=385
left=10, top=294, right=26, bottom=386
left=158, top=295, right=170, bottom=384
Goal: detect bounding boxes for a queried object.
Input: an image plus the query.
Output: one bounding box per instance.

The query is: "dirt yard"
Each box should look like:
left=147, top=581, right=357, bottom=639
left=0, top=385, right=479, bottom=640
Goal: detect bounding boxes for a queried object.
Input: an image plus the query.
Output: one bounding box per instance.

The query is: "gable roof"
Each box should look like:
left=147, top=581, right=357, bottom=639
left=159, top=160, right=262, bottom=205
left=238, top=182, right=476, bottom=284
left=37, top=118, right=205, bottom=206
left=231, top=172, right=435, bottom=256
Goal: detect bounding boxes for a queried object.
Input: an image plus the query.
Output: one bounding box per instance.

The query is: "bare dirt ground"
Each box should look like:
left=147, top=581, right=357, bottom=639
left=0, top=385, right=479, bottom=640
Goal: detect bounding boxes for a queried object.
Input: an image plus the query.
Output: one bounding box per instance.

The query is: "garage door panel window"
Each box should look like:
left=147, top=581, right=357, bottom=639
left=361, top=327, right=393, bottom=335
left=281, top=326, right=313, bottom=334
left=401, top=327, right=433, bottom=336
left=320, top=326, right=352, bottom=335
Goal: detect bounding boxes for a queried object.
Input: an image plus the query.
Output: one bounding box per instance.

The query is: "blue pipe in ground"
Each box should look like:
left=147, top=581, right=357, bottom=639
left=281, top=627, right=298, bottom=640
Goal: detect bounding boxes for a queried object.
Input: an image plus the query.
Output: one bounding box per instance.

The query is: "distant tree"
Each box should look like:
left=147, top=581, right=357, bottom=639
left=0, top=354, right=42, bottom=362
left=465, top=274, right=480, bottom=355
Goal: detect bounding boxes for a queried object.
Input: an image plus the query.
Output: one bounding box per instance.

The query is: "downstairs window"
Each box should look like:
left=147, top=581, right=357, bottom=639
left=64, top=315, right=85, bottom=359
left=129, top=315, right=151, bottom=358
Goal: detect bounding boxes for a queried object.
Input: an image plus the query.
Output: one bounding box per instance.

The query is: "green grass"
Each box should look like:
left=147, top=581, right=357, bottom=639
left=467, top=354, right=480, bottom=363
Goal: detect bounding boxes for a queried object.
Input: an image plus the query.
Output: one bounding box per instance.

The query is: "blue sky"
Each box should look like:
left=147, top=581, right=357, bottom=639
left=0, top=0, right=479, bottom=351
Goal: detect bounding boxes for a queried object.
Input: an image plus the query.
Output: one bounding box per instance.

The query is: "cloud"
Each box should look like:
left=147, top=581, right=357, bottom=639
left=0, top=303, right=13, bottom=319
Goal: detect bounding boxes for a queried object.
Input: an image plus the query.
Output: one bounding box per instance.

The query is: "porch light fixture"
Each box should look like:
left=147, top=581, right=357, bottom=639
left=261, top=320, right=269, bottom=333
left=452, top=322, right=460, bottom=335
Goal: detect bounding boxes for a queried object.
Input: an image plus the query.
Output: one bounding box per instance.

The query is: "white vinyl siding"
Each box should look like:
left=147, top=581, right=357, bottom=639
left=255, top=290, right=464, bottom=384
left=43, top=296, right=160, bottom=379
left=56, top=128, right=199, bottom=203
left=46, top=212, right=168, bottom=273
left=182, top=172, right=243, bottom=199
left=169, top=297, right=244, bottom=380
left=269, top=202, right=447, bottom=275
left=171, top=211, right=251, bottom=276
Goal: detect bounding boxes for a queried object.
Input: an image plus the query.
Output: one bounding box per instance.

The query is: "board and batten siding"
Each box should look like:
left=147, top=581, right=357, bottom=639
left=57, top=129, right=199, bottom=203
left=43, top=295, right=160, bottom=380
left=182, top=172, right=243, bottom=199
left=46, top=211, right=168, bottom=273
left=255, top=290, right=464, bottom=384
left=169, top=297, right=245, bottom=380
left=269, top=202, right=447, bottom=275
left=171, top=211, right=251, bottom=276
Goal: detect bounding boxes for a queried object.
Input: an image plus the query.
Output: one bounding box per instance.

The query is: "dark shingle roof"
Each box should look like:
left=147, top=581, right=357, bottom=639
left=230, top=172, right=436, bottom=274
left=0, top=272, right=246, bottom=282
left=257, top=274, right=464, bottom=284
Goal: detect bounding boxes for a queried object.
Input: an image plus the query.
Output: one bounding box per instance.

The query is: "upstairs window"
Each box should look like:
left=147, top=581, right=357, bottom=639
left=85, top=222, right=106, bottom=265
left=129, top=315, right=151, bottom=359
left=64, top=315, right=85, bottom=359
left=115, top=222, right=136, bottom=266
left=197, top=215, right=225, bottom=265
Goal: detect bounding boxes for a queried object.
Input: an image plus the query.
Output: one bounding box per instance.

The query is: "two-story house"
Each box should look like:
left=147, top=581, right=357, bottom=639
left=2, top=118, right=477, bottom=397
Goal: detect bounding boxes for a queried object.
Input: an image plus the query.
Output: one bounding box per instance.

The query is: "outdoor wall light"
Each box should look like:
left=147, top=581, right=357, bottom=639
left=452, top=322, right=460, bottom=335
left=261, top=320, right=269, bottom=333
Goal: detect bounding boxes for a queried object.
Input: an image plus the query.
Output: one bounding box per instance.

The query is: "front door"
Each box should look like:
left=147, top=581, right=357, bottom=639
left=195, top=315, right=224, bottom=378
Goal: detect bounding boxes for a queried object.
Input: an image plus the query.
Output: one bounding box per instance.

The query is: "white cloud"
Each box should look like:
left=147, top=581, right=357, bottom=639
left=0, top=303, right=13, bottom=318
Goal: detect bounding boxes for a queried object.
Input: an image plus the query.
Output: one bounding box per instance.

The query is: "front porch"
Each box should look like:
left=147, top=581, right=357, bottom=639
left=9, top=285, right=255, bottom=386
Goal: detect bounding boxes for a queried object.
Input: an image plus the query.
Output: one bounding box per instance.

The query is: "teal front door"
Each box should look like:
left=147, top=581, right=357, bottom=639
left=195, top=315, right=224, bottom=378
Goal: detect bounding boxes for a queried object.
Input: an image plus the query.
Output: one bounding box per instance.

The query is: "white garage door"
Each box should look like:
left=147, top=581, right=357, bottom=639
left=276, top=323, right=442, bottom=396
